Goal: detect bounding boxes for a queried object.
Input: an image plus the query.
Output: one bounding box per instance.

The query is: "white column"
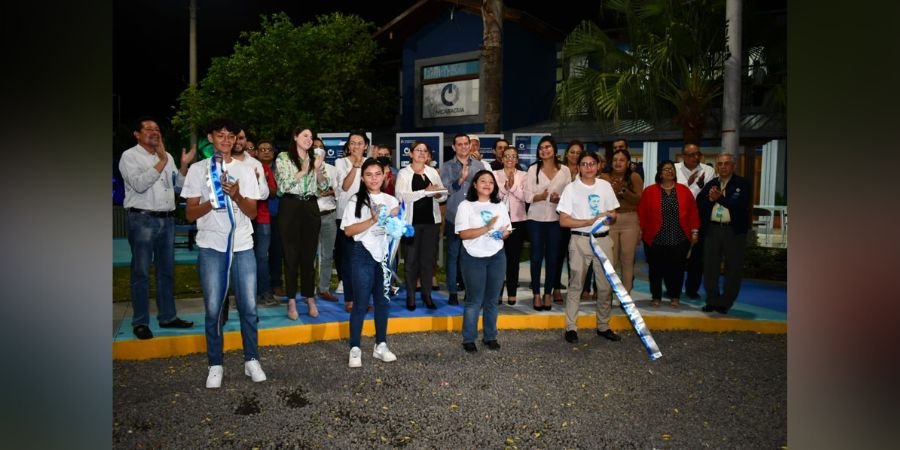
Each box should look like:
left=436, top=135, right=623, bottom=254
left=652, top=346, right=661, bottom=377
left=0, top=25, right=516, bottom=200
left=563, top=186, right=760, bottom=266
left=642, top=141, right=658, bottom=189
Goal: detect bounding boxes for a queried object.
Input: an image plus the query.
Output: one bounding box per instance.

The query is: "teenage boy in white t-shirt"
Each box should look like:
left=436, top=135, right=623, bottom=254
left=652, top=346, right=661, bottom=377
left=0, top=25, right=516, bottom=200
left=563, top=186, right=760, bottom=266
left=182, top=118, right=266, bottom=389
left=557, top=152, right=621, bottom=344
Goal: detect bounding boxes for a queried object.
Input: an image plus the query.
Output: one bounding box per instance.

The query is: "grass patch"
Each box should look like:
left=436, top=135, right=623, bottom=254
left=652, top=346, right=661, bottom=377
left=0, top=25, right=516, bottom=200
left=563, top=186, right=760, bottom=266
left=113, top=265, right=203, bottom=302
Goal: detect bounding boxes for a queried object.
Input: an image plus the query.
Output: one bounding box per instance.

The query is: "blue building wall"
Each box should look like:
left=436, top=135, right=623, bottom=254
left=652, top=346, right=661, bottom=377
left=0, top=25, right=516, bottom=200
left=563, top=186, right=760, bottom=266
left=400, top=10, right=558, bottom=134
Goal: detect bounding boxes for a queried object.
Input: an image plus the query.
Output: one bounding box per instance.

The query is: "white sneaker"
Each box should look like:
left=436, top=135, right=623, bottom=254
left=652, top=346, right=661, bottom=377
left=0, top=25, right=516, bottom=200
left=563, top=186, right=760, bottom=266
left=206, top=365, right=223, bottom=389
left=373, top=342, right=397, bottom=362
left=349, top=346, right=362, bottom=368
left=335, top=281, right=344, bottom=294
left=244, top=359, right=267, bottom=382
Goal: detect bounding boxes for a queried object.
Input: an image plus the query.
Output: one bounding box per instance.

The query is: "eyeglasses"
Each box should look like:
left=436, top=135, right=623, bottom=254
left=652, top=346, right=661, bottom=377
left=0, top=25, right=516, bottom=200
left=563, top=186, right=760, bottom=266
left=258, top=147, right=273, bottom=153
left=661, top=167, right=675, bottom=172
left=502, top=154, right=518, bottom=160
left=413, top=148, right=429, bottom=153
left=579, top=161, right=597, bottom=167
left=246, top=146, right=256, bottom=151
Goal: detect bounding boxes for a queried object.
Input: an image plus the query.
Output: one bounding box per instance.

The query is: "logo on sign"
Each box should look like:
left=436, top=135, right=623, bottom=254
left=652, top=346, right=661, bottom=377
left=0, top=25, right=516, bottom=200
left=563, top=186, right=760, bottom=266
left=327, top=149, right=335, bottom=157
left=441, top=83, right=460, bottom=106
left=403, top=147, right=411, bottom=155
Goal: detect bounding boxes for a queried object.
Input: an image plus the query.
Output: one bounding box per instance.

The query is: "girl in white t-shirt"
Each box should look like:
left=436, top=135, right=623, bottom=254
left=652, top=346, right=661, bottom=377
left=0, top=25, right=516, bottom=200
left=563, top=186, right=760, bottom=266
left=455, top=170, right=511, bottom=353
left=340, top=158, right=400, bottom=368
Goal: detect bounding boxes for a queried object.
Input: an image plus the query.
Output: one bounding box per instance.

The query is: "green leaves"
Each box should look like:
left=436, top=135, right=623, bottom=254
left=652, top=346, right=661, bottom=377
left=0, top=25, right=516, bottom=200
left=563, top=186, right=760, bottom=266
left=555, top=0, right=728, bottom=141
left=172, top=12, right=394, bottom=141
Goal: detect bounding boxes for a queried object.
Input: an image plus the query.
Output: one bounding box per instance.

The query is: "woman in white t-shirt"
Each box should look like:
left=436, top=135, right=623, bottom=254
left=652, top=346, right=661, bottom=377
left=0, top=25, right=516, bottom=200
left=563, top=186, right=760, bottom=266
left=455, top=170, right=511, bottom=353
left=340, top=158, right=401, bottom=368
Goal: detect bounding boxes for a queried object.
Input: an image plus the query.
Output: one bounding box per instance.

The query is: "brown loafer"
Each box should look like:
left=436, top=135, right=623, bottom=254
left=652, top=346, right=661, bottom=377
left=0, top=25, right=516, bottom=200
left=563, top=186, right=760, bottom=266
left=650, top=298, right=661, bottom=307
left=670, top=298, right=681, bottom=308
left=318, top=291, right=338, bottom=302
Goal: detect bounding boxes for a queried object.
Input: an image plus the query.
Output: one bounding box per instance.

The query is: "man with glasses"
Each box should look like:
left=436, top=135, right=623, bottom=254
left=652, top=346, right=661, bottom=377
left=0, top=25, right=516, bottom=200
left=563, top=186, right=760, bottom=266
left=697, top=153, right=750, bottom=314
left=254, top=140, right=280, bottom=306
left=119, top=116, right=196, bottom=340
left=674, top=143, right=716, bottom=299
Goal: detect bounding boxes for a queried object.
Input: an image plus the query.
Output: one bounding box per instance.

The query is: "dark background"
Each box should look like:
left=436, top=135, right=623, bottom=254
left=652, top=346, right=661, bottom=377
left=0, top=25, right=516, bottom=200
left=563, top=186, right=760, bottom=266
left=113, top=0, right=601, bottom=128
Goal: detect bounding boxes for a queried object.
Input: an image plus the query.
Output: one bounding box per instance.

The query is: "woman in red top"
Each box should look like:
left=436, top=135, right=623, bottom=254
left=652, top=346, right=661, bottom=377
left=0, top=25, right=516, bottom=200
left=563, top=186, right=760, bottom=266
left=637, top=160, right=700, bottom=308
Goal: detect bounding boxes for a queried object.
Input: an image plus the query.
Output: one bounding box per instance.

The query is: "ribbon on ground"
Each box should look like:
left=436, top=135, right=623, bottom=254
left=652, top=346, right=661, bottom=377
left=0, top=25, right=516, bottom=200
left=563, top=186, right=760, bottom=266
left=208, top=153, right=236, bottom=336
left=379, top=201, right=415, bottom=301
left=588, top=216, right=662, bottom=361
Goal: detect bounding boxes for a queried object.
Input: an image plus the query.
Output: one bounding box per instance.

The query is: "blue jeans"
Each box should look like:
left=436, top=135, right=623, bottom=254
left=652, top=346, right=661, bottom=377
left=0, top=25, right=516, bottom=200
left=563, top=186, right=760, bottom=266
left=253, top=222, right=272, bottom=295
left=127, top=211, right=177, bottom=327
left=197, top=248, right=259, bottom=366
left=348, top=242, right=389, bottom=348
left=445, top=221, right=462, bottom=294
left=527, top=220, right=562, bottom=295
left=460, top=248, right=506, bottom=344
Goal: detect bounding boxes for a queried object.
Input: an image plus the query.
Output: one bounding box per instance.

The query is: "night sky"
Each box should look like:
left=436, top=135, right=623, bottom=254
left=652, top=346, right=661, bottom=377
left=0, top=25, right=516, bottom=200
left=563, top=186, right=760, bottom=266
left=113, top=0, right=599, bottom=128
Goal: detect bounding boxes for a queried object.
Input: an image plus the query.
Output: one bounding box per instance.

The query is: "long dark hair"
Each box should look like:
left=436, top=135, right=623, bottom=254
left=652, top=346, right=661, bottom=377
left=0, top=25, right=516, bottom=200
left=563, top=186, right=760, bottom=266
left=353, top=158, right=383, bottom=218
left=287, top=126, right=313, bottom=173
left=465, top=170, right=501, bottom=203
left=533, top=135, right=560, bottom=183
left=611, top=148, right=634, bottom=189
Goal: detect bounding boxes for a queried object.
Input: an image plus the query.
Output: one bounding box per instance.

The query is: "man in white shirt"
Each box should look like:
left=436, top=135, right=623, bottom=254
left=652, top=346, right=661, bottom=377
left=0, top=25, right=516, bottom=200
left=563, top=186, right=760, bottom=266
left=674, top=143, right=716, bottom=299
left=557, top=152, right=621, bottom=344
left=182, top=118, right=266, bottom=388
left=119, top=116, right=196, bottom=340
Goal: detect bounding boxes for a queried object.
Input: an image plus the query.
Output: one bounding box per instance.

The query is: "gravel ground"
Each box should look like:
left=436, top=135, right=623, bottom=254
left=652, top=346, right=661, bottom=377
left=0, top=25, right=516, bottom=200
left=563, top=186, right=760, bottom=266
left=114, top=330, right=786, bottom=449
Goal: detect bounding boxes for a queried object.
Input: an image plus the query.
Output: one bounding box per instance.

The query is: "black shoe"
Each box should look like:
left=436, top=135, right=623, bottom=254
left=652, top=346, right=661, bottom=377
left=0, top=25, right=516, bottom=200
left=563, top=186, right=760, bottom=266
left=596, top=329, right=622, bottom=341
left=463, top=342, right=477, bottom=353
left=686, top=292, right=700, bottom=300
left=716, top=306, right=730, bottom=314
left=701, top=305, right=717, bottom=312
left=424, top=295, right=437, bottom=309
left=133, top=324, right=153, bottom=340
left=406, top=296, right=416, bottom=311
left=564, top=330, right=578, bottom=343
left=483, top=340, right=501, bottom=350
left=160, top=317, right=194, bottom=328
left=448, top=293, right=459, bottom=305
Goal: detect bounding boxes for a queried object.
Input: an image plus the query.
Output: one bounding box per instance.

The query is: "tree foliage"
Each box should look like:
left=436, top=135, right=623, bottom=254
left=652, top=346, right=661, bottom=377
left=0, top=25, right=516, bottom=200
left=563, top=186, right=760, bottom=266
left=555, top=0, right=728, bottom=143
left=172, top=12, right=394, bottom=141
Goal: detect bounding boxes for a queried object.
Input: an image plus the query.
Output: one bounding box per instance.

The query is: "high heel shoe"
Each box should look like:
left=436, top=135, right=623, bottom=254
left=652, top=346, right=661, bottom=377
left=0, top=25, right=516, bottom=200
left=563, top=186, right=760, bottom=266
left=542, top=294, right=553, bottom=311
left=423, top=295, right=436, bottom=309
left=552, top=288, right=564, bottom=304
left=307, top=298, right=319, bottom=318
left=532, top=294, right=542, bottom=311
left=406, top=295, right=416, bottom=311
left=287, top=299, right=299, bottom=320
left=507, top=297, right=517, bottom=306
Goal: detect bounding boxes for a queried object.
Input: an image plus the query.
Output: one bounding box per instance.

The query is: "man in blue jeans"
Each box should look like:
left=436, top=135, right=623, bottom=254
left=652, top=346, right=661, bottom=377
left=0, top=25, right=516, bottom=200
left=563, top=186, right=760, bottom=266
left=119, top=116, right=196, bottom=340
left=182, top=118, right=266, bottom=388
left=439, top=134, right=484, bottom=304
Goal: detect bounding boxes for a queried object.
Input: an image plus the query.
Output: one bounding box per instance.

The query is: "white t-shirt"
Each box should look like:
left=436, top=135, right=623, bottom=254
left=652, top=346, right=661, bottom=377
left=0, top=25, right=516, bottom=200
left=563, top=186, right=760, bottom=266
left=454, top=200, right=511, bottom=257
left=181, top=157, right=260, bottom=252
left=235, top=154, right=269, bottom=200
left=335, top=157, right=362, bottom=217
left=340, top=192, right=400, bottom=262
left=557, top=178, right=620, bottom=234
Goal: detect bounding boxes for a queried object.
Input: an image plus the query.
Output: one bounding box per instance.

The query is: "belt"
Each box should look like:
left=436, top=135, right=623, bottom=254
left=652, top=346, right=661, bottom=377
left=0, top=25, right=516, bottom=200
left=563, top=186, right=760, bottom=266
left=571, top=230, right=609, bottom=238
left=283, top=193, right=317, bottom=201
left=318, top=209, right=336, bottom=217
left=127, top=208, right=175, bottom=218
left=710, top=221, right=731, bottom=226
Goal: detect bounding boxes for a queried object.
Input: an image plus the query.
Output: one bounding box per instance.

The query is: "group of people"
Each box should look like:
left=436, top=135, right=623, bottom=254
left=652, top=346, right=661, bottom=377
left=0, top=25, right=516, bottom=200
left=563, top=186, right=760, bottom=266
left=120, top=117, right=749, bottom=388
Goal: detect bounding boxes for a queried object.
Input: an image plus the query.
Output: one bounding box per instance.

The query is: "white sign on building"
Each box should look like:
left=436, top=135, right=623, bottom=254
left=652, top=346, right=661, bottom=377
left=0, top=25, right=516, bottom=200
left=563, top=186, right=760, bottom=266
left=422, top=79, right=479, bottom=119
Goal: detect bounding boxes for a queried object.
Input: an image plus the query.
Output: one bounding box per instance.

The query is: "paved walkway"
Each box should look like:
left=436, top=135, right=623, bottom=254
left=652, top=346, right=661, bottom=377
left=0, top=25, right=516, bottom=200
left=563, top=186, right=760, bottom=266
left=113, top=257, right=786, bottom=359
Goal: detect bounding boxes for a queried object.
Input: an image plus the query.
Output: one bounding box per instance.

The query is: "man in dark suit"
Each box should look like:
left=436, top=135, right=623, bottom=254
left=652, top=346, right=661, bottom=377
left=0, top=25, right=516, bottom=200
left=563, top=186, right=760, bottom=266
left=696, top=153, right=750, bottom=314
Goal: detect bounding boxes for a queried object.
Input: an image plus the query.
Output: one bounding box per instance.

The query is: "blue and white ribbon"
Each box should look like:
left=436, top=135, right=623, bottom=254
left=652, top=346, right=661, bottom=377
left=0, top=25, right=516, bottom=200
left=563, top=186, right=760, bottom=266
left=588, top=216, right=663, bottom=361
left=379, top=201, right=415, bottom=301
left=208, top=153, right=236, bottom=335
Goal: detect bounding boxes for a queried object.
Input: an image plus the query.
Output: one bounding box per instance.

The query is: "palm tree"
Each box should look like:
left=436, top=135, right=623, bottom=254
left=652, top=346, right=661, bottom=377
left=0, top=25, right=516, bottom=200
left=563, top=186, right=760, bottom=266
left=556, top=0, right=728, bottom=144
